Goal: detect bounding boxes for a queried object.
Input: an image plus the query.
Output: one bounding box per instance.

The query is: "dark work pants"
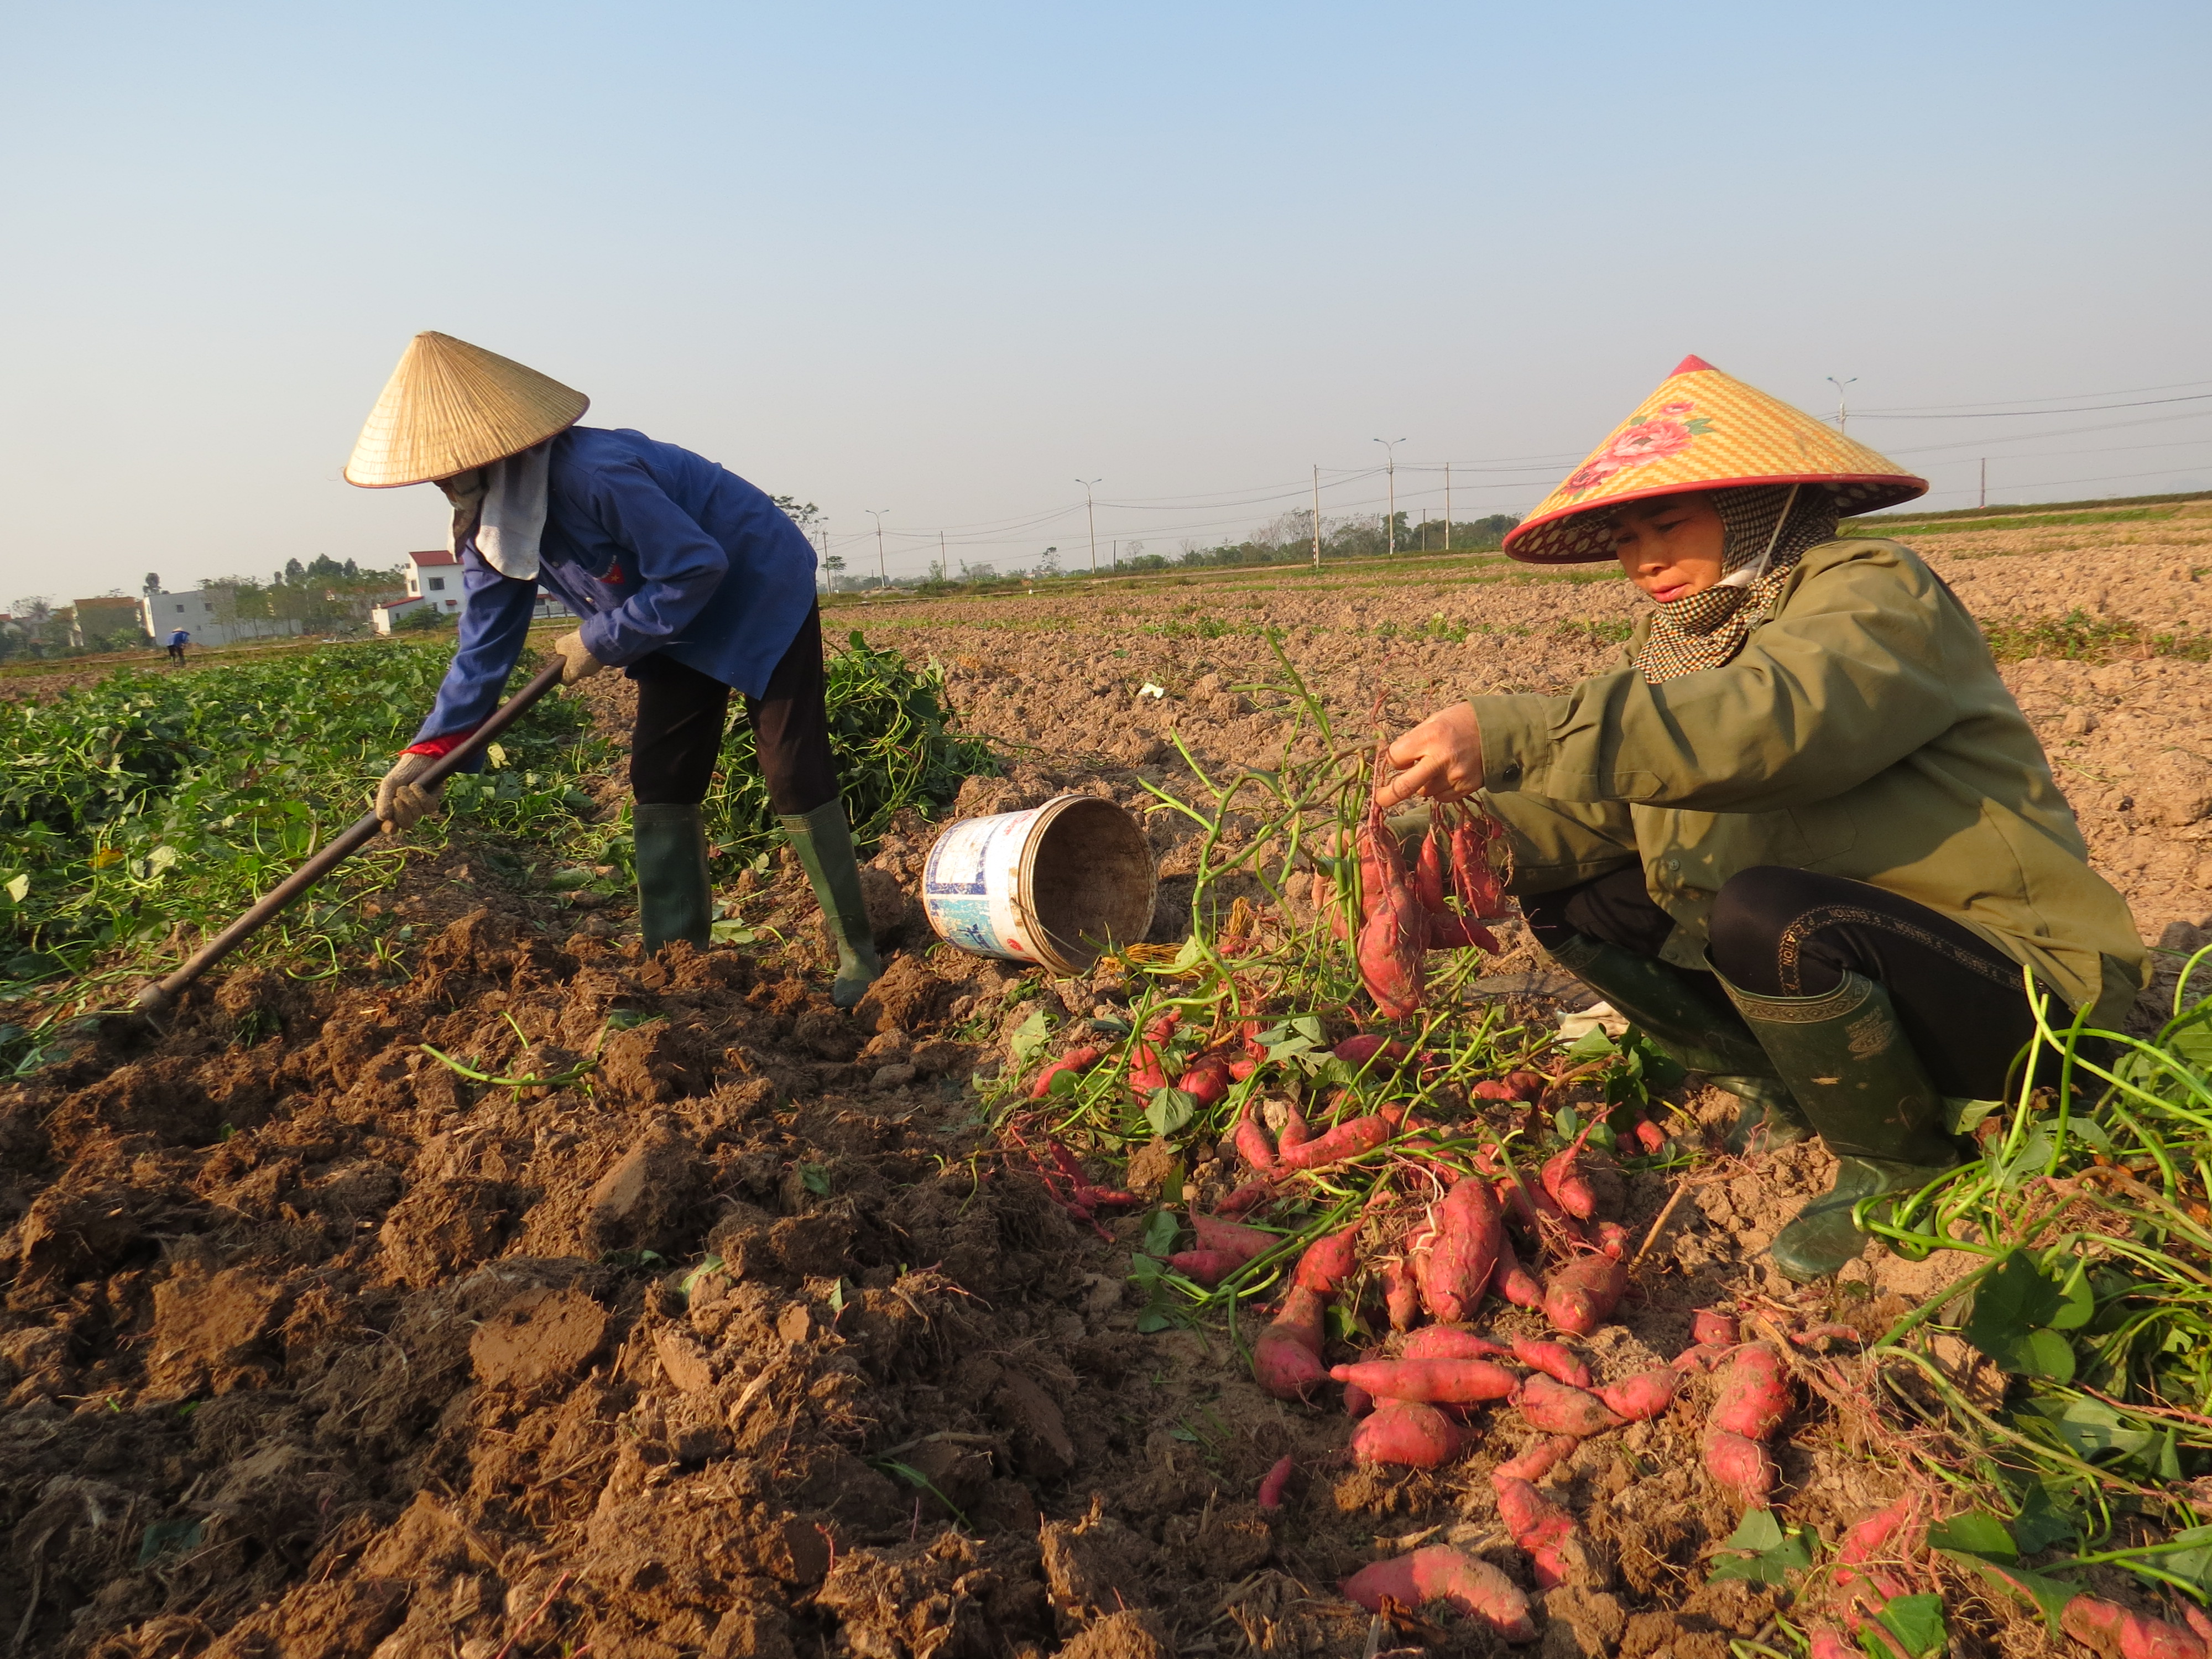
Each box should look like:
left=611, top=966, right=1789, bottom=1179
left=1521, top=864, right=2062, bottom=1100
left=627, top=604, right=838, bottom=815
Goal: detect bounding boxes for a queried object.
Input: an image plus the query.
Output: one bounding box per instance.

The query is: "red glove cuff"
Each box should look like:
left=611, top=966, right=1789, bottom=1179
left=402, top=724, right=479, bottom=758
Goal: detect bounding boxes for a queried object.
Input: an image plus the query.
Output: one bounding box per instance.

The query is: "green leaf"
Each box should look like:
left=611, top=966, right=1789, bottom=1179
left=2023, top=1396, right=2156, bottom=1461
left=1565, top=1027, right=1616, bottom=1062
left=1965, top=1251, right=2077, bottom=1378
left=1926, top=1511, right=2017, bottom=1562
left=1010, top=1008, right=1053, bottom=1067
left=4, top=874, right=27, bottom=904
left=1942, top=1096, right=2006, bottom=1135
left=2046, top=1259, right=2095, bottom=1331
left=800, top=1163, right=831, bottom=1196
left=1963, top=1558, right=2080, bottom=1633
left=2009, top=1482, right=2079, bottom=1553
left=1141, top=1211, right=1180, bottom=1259
left=1708, top=1510, right=1813, bottom=1584
left=1869, top=1594, right=1947, bottom=1658
left=1145, top=1088, right=1197, bottom=1139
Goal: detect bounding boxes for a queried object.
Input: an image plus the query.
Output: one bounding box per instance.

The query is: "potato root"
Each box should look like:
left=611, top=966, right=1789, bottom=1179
left=1030, top=1045, right=1102, bottom=1098
left=1257, top=1453, right=1295, bottom=1510
left=1350, top=1400, right=1465, bottom=1469
left=1341, top=1546, right=1536, bottom=1643
left=1516, top=1373, right=1625, bottom=1437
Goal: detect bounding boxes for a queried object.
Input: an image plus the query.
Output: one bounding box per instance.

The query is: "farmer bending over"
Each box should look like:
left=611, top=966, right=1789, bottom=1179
left=1378, top=356, right=2145, bottom=1281
left=343, top=331, right=883, bottom=1007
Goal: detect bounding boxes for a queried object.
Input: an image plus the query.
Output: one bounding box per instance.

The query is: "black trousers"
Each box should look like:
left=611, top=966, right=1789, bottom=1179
left=627, top=604, right=838, bottom=815
left=1521, top=864, right=2062, bottom=1100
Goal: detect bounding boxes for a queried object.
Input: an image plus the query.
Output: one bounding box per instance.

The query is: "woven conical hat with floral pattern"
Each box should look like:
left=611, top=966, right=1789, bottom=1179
left=1501, top=356, right=1926, bottom=564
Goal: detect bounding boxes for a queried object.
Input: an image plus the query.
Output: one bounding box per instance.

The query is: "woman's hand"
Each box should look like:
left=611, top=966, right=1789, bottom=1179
left=1375, top=702, right=1484, bottom=809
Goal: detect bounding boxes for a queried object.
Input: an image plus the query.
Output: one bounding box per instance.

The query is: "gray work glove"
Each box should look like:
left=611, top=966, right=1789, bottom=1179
left=375, top=752, right=447, bottom=834
left=553, top=630, right=604, bottom=685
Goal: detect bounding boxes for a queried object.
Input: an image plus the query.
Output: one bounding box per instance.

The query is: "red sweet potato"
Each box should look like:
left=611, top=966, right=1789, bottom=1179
left=1516, top=1373, right=1625, bottom=1437
left=1228, top=1053, right=1259, bottom=1082
left=1672, top=1344, right=1726, bottom=1374
left=1191, top=1211, right=1276, bottom=1265
left=1351, top=1400, right=1465, bottom=1469
left=1632, top=1118, right=1666, bottom=1154
left=1218, top=1179, right=1272, bottom=1218
left=1712, top=1343, right=1792, bottom=1441
left=1421, top=1175, right=1504, bottom=1325
left=1836, top=1495, right=1917, bottom=1571
left=1448, top=809, right=1508, bottom=918
left=1142, top=1009, right=1181, bottom=1043
left=1381, top=1260, right=1421, bottom=1331
left=1296, top=1220, right=1363, bottom=1296
left=1358, top=885, right=1426, bottom=1020
left=1342, top=1547, right=1536, bottom=1643
left=1493, top=1475, right=1576, bottom=1588
left=1166, top=1249, right=1243, bottom=1287
left=1599, top=1368, right=1679, bottom=1422
left=1807, top=1627, right=1856, bottom=1659
left=1511, top=1338, right=1593, bottom=1391
left=1541, top=1128, right=1598, bottom=1220
left=1490, top=1235, right=1545, bottom=1310
left=1030, top=1045, right=1102, bottom=1098
left=1494, top=1434, right=1578, bottom=1483
left=1332, top=1034, right=1410, bottom=1072
left=1703, top=1428, right=1778, bottom=1509
left=1415, top=829, right=1448, bottom=914
left=2059, top=1595, right=2212, bottom=1659
left=1234, top=1099, right=1277, bottom=1172
left=1402, top=1326, right=1509, bottom=1361
left=1329, top=1358, right=1520, bottom=1405
left=1344, top=1378, right=1374, bottom=1419
left=1127, top=1042, right=1168, bottom=1095
left=1275, top=1114, right=1390, bottom=1172
left=1425, top=912, right=1501, bottom=952
left=1253, top=1285, right=1328, bottom=1401
left=1593, top=1220, right=1630, bottom=1257
left=1472, top=1079, right=1520, bottom=1102
left=1276, top=1103, right=1312, bottom=1151
left=1177, top=1056, right=1234, bottom=1105
left=1543, top=1251, right=1629, bottom=1336
left=1257, top=1453, right=1296, bottom=1510
left=1692, top=1308, right=1740, bottom=1347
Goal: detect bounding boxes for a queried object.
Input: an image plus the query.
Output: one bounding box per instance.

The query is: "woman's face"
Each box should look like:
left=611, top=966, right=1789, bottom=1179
left=1611, top=492, right=1725, bottom=603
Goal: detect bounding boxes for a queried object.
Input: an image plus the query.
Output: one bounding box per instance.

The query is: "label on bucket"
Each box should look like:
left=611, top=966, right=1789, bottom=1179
left=923, top=806, right=1044, bottom=965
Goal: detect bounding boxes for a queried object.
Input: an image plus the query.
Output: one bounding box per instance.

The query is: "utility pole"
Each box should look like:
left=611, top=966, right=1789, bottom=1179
left=867, top=509, right=890, bottom=588
left=1076, top=478, right=1102, bottom=573
left=1112, top=539, right=1118, bottom=570
left=1827, top=377, right=1858, bottom=434
left=1374, top=437, right=1406, bottom=556
left=1444, top=462, right=1452, bottom=552
left=1311, top=465, right=1323, bottom=567
left=940, top=529, right=947, bottom=577
left=1979, top=458, right=1987, bottom=509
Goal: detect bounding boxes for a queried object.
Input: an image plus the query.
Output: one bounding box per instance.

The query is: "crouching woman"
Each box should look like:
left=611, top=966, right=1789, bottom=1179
left=1380, top=356, right=2146, bottom=1281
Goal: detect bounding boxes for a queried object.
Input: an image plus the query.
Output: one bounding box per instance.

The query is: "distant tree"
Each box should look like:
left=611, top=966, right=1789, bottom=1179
left=1035, top=546, right=1061, bottom=578
left=143, top=572, right=161, bottom=597
left=283, top=558, right=306, bottom=586
left=771, top=495, right=822, bottom=532
left=397, top=604, right=450, bottom=631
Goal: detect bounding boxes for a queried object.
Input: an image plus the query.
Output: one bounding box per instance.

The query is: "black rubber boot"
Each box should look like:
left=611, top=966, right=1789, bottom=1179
left=633, top=804, right=714, bottom=953
left=780, top=800, right=884, bottom=1010
left=1720, top=968, right=1962, bottom=1282
left=1545, top=931, right=1810, bottom=1154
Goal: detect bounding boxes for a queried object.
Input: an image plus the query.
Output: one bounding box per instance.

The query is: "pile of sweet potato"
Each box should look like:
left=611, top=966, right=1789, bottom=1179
left=1335, top=789, right=1509, bottom=1019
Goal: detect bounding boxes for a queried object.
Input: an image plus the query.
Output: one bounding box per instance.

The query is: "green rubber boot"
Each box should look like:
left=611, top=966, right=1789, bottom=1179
left=780, top=800, right=884, bottom=1010
left=633, top=804, right=714, bottom=953
left=1545, top=932, right=1810, bottom=1154
left=1720, top=969, right=1962, bottom=1283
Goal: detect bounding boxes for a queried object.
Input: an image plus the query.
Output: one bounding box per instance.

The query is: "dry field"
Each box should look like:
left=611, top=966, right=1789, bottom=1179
left=3, top=503, right=2209, bottom=1659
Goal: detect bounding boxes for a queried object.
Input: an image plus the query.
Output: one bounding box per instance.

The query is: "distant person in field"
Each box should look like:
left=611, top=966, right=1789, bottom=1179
left=1376, top=356, right=2146, bottom=1282
left=166, top=628, right=189, bottom=664
left=343, top=331, right=881, bottom=1008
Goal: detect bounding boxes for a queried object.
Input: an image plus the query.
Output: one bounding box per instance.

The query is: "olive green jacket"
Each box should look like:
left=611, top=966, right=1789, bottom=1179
left=1473, top=536, right=2147, bottom=1024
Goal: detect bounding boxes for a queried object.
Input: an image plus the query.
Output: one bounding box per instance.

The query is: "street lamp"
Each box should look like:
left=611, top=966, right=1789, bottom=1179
left=865, top=509, right=891, bottom=588
left=1827, top=377, right=1858, bottom=434
left=1374, top=437, right=1407, bottom=556
left=1075, top=478, right=1103, bottom=573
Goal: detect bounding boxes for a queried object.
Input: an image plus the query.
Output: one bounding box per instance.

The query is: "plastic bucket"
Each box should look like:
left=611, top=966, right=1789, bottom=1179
left=921, top=794, right=1157, bottom=975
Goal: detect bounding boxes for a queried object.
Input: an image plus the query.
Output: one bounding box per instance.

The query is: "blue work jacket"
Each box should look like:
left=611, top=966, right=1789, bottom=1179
left=412, top=426, right=818, bottom=744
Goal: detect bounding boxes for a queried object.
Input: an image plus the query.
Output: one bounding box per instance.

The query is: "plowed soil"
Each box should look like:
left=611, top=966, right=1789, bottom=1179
left=4, top=509, right=2208, bottom=1659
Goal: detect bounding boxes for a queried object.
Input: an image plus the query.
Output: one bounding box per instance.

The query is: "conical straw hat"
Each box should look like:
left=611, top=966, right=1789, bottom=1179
left=1502, top=356, right=1926, bottom=564
left=345, top=332, right=589, bottom=488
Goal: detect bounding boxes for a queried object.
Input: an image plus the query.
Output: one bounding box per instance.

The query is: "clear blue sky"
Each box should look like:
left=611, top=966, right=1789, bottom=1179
left=3, top=1, right=2207, bottom=598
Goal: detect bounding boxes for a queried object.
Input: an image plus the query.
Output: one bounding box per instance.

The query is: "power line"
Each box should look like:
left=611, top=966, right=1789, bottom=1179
left=1858, top=391, right=2212, bottom=420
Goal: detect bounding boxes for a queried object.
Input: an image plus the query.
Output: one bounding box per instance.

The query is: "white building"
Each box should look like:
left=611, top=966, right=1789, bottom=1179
left=140, top=590, right=301, bottom=648
left=404, top=549, right=465, bottom=615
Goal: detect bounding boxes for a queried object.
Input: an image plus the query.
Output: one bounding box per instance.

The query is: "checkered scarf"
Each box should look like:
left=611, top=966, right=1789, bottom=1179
left=1634, top=484, right=1841, bottom=682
